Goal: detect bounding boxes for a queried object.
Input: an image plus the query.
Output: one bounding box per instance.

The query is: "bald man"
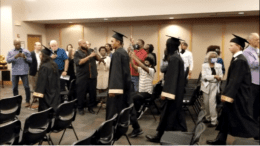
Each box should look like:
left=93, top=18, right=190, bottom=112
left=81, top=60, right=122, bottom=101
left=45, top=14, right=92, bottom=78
left=243, top=33, right=260, bottom=121
left=7, top=39, right=32, bottom=107
left=49, top=40, right=69, bottom=92
left=74, top=39, right=104, bottom=115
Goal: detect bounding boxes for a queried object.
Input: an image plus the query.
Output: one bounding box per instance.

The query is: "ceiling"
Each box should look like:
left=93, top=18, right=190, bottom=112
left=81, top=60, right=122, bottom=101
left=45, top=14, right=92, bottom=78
left=25, top=11, right=259, bottom=24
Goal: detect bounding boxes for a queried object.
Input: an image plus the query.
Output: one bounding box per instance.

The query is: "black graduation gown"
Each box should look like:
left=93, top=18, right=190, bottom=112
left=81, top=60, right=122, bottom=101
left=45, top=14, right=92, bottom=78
left=157, top=53, right=187, bottom=132
left=35, top=62, right=61, bottom=111
left=216, top=54, right=259, bottom=138
left=106, top=48, right=132, bottom=120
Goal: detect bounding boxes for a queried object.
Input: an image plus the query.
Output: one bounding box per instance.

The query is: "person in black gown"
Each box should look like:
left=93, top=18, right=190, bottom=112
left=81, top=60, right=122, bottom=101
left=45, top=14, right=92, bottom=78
left=146, top=35, right=187, bottom=143
left=206, top=34, right=259, bottom=145
left=33, top=47, right=60, bottom=111
left=106, top=31, right=132, bottom=120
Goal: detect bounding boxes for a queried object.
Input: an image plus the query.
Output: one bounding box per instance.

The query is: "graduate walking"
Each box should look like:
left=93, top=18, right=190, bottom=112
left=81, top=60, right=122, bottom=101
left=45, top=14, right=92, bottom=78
left=146, top=35, right=187, bottom=143
left=33, top=47, right=61, bottom=112
left=106, top=31, right=132, bottom=120
left=206, top=34, right=259, bottom=145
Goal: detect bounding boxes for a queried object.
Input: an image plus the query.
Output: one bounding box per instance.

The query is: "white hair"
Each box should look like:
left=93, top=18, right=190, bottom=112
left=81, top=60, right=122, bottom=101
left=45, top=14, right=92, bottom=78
left=248, top=33, right=259, bottom=41
left=50, top=40, right=58, bottom=46
left=204, top=51, right=218, bottom=63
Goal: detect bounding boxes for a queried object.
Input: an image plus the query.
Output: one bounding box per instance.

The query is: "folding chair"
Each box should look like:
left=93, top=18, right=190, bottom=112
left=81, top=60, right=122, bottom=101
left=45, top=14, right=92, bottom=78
left=0, top=95, right=22, bottom=124
left=112, top=103, right=134, bottom=145
left=0, top=120, right=21, bottom=145
left=160, top=122, right=206, bottom=145
left=49, top=99, right=78, bottom=145
left=19, top=107, right=54, bottom=145
left=73, top=130, right=98, bottom=145
left=96, top=91, right=108, bottom=115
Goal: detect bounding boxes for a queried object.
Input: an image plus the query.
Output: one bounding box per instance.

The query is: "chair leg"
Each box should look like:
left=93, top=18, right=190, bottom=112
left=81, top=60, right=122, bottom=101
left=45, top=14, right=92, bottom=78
left=71, top=124, right=79, bottom=140
left=149, top=106, right=157, bottom=121
left=153, top=100, right=160, bottom=114
left=96, top=102, right=103, bottom=115
left=125, top=134, right=132, bottom=145
left=29, top=97, right=36, bottom=108
left=112, top=140, right=115, bottom=145
left=49, top=134, right=54, bottom=145
left=59, top=128, right=67, bottom=145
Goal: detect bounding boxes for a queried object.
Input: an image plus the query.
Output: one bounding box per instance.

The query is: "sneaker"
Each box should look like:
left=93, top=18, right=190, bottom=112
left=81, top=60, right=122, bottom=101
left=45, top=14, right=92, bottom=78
left=128, top=128, right=144, bottom=138
left=137, top=107, right=148, bottom=120
left=31, top=105, right=39, bottom=109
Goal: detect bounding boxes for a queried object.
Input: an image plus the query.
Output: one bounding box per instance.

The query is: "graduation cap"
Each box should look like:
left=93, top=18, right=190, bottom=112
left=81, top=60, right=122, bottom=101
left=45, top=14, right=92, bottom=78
left=230, top=34, right=249, bottom=49
left=112, top=30, right=128, bottom=42
left=166, top=35, right=183, bottom=46
left=41, top=45, right=53, bottom=56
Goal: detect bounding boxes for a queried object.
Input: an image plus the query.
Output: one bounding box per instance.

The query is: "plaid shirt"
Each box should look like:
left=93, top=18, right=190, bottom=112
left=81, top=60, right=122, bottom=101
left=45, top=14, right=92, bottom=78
left=130, top=48, right=147, bottom=76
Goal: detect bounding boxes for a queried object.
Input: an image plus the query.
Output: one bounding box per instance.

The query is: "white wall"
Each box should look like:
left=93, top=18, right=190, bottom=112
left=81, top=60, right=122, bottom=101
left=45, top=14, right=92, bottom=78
left=23, top=0, right=259, bottom=21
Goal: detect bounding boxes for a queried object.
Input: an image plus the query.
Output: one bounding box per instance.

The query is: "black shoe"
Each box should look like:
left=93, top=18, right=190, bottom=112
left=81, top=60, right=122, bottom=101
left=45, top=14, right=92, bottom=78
left=208, top=124, right=217, bottom=127
left=128, top=128, right=144, bottom=138
left=146, top=133, right=162, bottom=143
left=88, top=108, right=95, bottom=114
left=78, top=110, right=84, bottom=115
left=206, top=139, right=226, bottom=145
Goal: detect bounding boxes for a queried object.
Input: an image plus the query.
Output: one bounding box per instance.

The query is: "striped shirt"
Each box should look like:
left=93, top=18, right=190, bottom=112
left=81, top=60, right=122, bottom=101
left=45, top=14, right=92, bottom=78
left=138, top=67, right=155, bottom=94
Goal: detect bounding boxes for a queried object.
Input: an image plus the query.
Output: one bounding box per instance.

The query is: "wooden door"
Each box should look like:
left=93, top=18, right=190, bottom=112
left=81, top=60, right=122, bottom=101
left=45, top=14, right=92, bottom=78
left=27, top=35, right=42, bottom=52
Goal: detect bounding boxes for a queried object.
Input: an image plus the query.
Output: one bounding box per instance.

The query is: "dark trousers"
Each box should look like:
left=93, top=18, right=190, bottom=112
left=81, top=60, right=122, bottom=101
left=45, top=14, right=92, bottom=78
left=12, top=75, right=30, bottom=103
left=77, top=78, right=97, bottom=110
left=184, top=67, right=189, bottom=87
left=59, top=70, right=66, bottom=91
left=130, top=92, right=151, bottom=129
left=216, top=131, right=228, bottom=142
left=249, top=83, right=260, bottom=121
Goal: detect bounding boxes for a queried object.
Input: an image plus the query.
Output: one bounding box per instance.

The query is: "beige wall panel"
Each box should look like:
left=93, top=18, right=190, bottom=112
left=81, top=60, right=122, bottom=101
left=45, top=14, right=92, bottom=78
left=84, top=24, right=107, bottom=49
left=192, top=23, right=222, bottom=79
left=46, top=27, right=60, bottom=47
left=224, top=22, right=259, bottom=79
left=132, top=24, right=159, bottom=81
left=61, top=25, right=83, bottom=50
left=108, top=25, right=132, bottom=50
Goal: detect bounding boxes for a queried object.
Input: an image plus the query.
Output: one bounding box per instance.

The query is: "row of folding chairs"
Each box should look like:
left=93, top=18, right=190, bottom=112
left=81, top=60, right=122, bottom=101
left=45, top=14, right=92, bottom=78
left=160, top=110, right=207, bottom=145
left=73, top=103, right=134, bottom=145
left=0, top=99, right=78, bottom=145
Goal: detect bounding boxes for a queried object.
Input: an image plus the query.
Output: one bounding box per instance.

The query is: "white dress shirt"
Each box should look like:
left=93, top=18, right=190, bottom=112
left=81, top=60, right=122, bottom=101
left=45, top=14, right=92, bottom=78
left=180, top=49, right=194, bottom=72
left=35, top=50, right=41, bottom=70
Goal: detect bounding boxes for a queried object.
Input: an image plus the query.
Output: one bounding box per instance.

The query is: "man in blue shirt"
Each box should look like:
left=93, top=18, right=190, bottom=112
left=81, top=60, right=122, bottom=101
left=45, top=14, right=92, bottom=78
left=7, top=39, right=32, bottom=107
left=49, top=40, right=69, bottom=92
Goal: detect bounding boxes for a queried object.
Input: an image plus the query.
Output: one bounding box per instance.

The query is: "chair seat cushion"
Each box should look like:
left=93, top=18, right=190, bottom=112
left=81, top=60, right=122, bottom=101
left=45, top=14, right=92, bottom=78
left=160, top=131, right=193, bottom=145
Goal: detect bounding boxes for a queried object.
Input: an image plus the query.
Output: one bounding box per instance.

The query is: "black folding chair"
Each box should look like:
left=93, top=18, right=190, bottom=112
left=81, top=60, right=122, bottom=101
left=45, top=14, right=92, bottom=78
left=19, top=107, right=54, bottom=145
left=112, top=103, right=134, bottom=145
left=73, top=130, right=98, bottom=145
left=60, top=79, right=76, bottom=102
left=96, top=114, right=118, bottom=145
left=49, top=99, right=78, bottom=145
left=0, top=120, right=21, bottom=145
left=137, top=82, right=161, bottom=121
left=160, top=122, right=206, bottom=145
left=96, top=91, right=108, bottom=115
left=0, top=95, right=22, bottom=124
left=68, top=79, right=77, bottom=101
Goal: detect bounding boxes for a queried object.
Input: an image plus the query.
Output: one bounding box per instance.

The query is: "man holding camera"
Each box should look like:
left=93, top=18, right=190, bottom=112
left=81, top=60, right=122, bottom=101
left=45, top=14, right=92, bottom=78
left=7, top=39, right=32, bottom=107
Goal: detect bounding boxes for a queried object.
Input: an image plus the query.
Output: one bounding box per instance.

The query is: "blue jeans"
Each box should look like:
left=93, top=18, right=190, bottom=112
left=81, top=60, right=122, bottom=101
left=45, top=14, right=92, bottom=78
left=131, top=76, right=139, bottom=92
left=12, top=75, right=31, bottom=103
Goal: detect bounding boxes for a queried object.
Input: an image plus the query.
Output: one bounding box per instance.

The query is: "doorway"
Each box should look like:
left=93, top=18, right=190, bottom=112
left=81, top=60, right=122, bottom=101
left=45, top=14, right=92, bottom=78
left=27, top=35, right=42, bottom=52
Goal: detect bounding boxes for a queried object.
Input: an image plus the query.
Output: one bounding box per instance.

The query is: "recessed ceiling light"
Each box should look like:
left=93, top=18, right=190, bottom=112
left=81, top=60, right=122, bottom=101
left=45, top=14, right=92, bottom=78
left=69, top=22, right=73, bottom=23
left=238, top=12, right=244, bottom=15
left=169, top=17, right=174, bottom=19
left=104, top=18, right=108, bottom=21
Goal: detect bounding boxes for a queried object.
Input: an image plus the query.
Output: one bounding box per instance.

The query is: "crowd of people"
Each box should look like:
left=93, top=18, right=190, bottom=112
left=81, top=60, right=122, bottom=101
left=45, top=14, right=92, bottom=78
left=6, top=31, right=259, bottom=144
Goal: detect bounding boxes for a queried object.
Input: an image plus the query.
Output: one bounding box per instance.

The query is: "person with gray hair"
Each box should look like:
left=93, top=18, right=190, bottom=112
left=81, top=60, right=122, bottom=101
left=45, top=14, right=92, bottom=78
left=201, top=51, right=223, bottom=127
left=243, top=32, right=259, bottom=121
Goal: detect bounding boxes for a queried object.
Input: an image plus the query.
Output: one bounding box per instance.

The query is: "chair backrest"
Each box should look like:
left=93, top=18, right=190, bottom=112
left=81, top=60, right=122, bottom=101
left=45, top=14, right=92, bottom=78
left=114, top=103, right=134, bottom=141
left=189, top=86, right=201, bottom=105
left=68, top=79, right=77, bottom=101
left=0, top=95, right=22, bottom=124
left=21, top=107, right=54, bottom=145
left=97, top=114, right=118, bottom=145
left=52, top=99, right=77, bottom=131
left=0, top=120, right=21, bottom=145
left=190, top=123, right=206, bottom=145
left=73, top=130, right=97, bottom=145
